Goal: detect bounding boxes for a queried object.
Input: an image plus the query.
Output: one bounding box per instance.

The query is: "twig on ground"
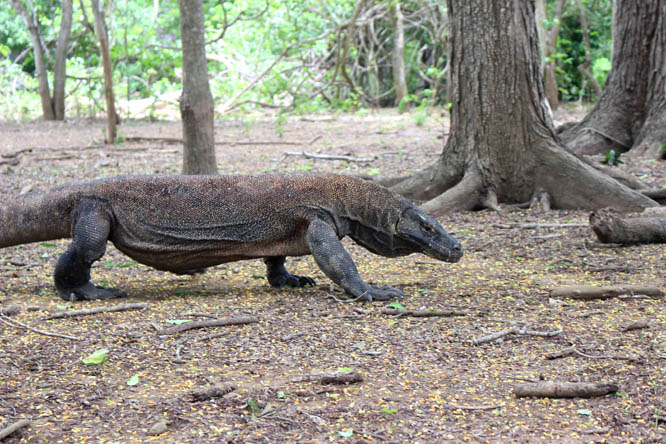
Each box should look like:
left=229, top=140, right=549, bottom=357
left=622, top=320, right=650, bottom=332
left=0, top=314, right=80, bottom=341
left=513, top=381, right=618, bottom=398
left=45, top=303, right=148, bottom=320
left=550, top=285, right=663, bottom=300
left=297, top=371, right=364, bottom=385
left=156, top=316, right=258, bottom=335
left=284, top=151, right=374, bottom=162
left=473, top=325, right=562, bottom=345
left=445, top=404, right=504, bottom=411
left=545, top=346, right=639, bottom=362
left=381, top=309, right=468, bottom=318
left=187, top=383, right=236, bottom=402
left=494, top=223, right=586, bottom=229
left=0, top=419, right=31, bottom=440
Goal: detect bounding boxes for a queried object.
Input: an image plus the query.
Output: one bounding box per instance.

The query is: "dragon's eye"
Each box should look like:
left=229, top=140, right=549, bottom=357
left=423, top=224, right=434, bottom=233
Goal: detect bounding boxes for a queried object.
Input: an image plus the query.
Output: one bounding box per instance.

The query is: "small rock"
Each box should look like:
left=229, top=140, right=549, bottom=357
left=148, top=420, right=168, bottom=436
left=0, top=305, right=21, bottom=316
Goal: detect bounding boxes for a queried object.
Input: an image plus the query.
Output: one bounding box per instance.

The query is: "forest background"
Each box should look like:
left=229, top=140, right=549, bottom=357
left=0, top=0, right=613, bottom=122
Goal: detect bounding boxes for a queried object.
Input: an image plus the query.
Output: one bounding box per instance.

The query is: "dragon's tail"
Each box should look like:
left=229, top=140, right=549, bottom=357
left=0, top=188, right=74, bottom=248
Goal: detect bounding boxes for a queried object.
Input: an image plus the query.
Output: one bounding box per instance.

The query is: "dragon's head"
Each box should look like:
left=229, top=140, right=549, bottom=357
left=393, top=207, right=463, bottom=263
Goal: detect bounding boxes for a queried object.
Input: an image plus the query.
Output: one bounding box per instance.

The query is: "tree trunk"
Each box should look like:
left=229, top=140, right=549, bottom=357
left=53, top=0, right=73, bottom=121
left=178, top=0, right=217, bottom=175
left=9, top=0, right=55, bottom=120
left=91, top=0, right=117, bottom=143
left=559, top=0, right=666, bottom=159
left=535, top=0, right=565, bottom=111
left=389, top=0, right=656, bottom=214
left=590, top=209, right=666, bottom=244
left=390, top=1, right=408, bottom=108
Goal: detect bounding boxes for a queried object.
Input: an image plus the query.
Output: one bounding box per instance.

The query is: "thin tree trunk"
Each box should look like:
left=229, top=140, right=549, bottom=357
left=574, top=0, right=602, bottom=97
left=560, top=0, right=666, bottom=159
left=53, top=0, right=73, bottom=120
left=178, top=0, right=217, bottom=174
left=389, top=0, right=656, bottom=214
left=9, top=0, right=55, bottom=120
left=91, top=0, right=117, bottom=143
left=390, top=1, right=408, bottom=108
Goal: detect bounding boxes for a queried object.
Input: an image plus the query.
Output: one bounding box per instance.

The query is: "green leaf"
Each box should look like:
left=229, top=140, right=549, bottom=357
left=576, top=409, right=592, bottom=416
left=381, top=407, right=398, bottom=414
left=165, top=319, right=192, bottom=325
left=41, top=243, right=58, bottom=248
left=250, top=274, right=264, bottom=280
left=277, top=391, right=286, bottom=399
left=56, top=304, right=74, bottom=310
left=127, top=374, right=140, bottom=386
left=336, top=367, right=352, bottom=373
left=82, top=348, right=109, bottom=366
left=338, top=428, right=354, bottom=438
left=174, top=289, right=190, bottom=296
left=387, top=302, right=406, bottom=311
left=247, top=398, right=261, bottom=413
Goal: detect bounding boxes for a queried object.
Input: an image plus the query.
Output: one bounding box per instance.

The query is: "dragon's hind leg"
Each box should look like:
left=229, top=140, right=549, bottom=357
left=54, top=200, right=127, bottom=301
left=264, top=256, right=316, bottom=288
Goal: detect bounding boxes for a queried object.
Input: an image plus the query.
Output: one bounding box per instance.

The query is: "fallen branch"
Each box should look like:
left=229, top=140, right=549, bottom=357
left=473, top=325, right=562, bottom=345
left=493, top=223, right=586, bottom=229
left=45, top=303, right=148, bottom=320
left=381, top=309, right=468, bottom=318
left=513, top=381, right=618, bottom=398
left=188, top=383, right=236, bottom=402
left=444, top=404, right=503, bottom=411
left=283, top=151, right=374, bottom=163
left=0, top=314, right=80, bottom=341
left=590, top=208, right=666, bottom=244
left=297, top=371, right=364, bottom=385
left=156, top=316, right=258, bottom=335
left=0, top=419, right=31, bottom=440
left=550, top=285, right=664, bottom=300
left=622, top=320, right=650, bottom=332
left=545, top=346, right=639, bottom=362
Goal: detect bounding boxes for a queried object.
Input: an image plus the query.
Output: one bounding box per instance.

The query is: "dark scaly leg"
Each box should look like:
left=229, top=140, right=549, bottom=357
left=264, top=256, right=316, bottom=288
left=54, top=201, right=127, bottom=301
left=305, top=218, right=403, bottom=301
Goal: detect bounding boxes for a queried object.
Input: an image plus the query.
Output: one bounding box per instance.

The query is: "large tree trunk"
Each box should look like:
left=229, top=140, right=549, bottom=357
left=390, top=1, right=408, bottom=107
left=559, top=0, right=666, bottom=159
left=389, top=0, right=657, bottom=214
left=91, top=0, right=117, bottom=143
left=178, top=0, right=217, bottom=175
left=53, top=0, right=73, bottom=121
left=9, top=0, right=55, bottom=120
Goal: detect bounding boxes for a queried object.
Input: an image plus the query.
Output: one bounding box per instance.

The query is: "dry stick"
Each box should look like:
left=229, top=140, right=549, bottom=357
left=188, top=383, right=236, bottom=402
left=156, top=316, right=258, bottom=335
left=493, top=223, right=587, bottom=229
left=545, top=346, right=638, bottom=362
left=381, top=309, right=468, bottom=318
left=550, top=285, right=664, bottom=300
left=0, top=419, right=31, bottom=440
left=284, top=151, right=374, bottom=162
left=45, top=303, right=148, bottom=320
left=473, top=326, right=562, bottom=345
left=445, top=404, right=504, bottom=411
left=513, top=381, right=618, bottom=398
left=0, top=314, right=80, bottom=341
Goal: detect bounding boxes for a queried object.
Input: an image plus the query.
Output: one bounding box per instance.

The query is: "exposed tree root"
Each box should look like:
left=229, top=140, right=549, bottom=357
left=419, top=169, right=484, bottom=216
left=0, top=419, right=31, bottom=440
left=513, top=381, right=618, bottom=398
left=381, top=308, right=468, bottom=317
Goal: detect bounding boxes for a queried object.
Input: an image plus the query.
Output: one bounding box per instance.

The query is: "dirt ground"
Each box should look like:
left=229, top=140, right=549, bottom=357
left=0, top=109, right=664, bottom=443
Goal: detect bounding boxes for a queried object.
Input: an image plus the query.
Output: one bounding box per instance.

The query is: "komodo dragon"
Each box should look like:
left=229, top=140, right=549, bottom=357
left=0, top=174, right=463, bottom=302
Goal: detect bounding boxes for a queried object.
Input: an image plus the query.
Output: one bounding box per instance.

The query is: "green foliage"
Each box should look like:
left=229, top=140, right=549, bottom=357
left=552, top=0, right=612, bottom=102
left=602, top=149, right=623, bottom=166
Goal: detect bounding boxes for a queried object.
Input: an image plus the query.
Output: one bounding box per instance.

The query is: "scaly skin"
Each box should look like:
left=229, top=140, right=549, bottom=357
left=0, top=174, right=463, bottom=301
